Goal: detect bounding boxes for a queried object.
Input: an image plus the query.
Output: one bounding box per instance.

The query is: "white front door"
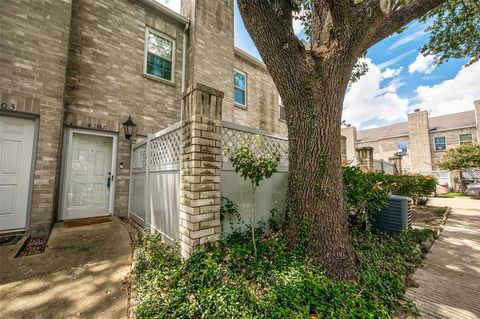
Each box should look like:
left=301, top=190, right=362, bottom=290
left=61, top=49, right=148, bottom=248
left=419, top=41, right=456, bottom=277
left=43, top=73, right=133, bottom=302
left=63, top=131, right=116, bottom=220
left=0, top=116, right=35, bottom=231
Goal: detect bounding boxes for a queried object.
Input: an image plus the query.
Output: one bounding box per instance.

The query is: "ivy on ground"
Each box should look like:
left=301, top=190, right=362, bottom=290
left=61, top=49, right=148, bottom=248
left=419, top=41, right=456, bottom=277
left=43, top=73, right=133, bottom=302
left=135, top=227, right=432, bottom=319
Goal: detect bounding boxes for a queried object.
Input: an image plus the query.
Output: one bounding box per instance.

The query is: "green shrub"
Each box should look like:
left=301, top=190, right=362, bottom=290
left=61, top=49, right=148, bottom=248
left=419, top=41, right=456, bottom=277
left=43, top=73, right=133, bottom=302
left=342, top=166, right=390, bottom=229
left=385, top=174, right=437, bottom=205
left=438, top=143, right=480, bottom=170
left=135, top=228, right=433, bottom=319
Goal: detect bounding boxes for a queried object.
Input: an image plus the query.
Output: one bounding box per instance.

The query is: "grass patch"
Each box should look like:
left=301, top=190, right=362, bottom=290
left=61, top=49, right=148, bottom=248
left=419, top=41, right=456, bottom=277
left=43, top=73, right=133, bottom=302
left=135, top=229, right=432, bottom=319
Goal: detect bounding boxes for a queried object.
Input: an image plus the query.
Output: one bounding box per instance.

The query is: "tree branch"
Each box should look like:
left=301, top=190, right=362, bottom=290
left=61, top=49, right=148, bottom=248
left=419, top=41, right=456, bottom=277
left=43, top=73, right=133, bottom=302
left=236, top=0, right=310, bottom=95
left=368, top=0, right=448, bottom=47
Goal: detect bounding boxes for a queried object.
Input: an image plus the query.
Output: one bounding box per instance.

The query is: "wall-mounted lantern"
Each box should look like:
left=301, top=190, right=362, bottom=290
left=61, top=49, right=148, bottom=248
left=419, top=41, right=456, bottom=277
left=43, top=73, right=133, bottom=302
left=122, top=115, right=137, bottom=140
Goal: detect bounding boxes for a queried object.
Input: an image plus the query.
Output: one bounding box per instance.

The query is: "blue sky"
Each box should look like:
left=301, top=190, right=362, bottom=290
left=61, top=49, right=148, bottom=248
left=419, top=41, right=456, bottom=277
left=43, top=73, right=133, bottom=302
left=160, top=0, right=479, bottom=130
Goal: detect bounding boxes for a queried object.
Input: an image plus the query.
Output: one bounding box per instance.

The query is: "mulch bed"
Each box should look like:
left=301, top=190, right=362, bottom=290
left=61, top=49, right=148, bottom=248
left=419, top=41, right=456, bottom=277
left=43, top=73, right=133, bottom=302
left=412, top=206, right=448, bottom=229
left=15, top=236, right=49, bottom=258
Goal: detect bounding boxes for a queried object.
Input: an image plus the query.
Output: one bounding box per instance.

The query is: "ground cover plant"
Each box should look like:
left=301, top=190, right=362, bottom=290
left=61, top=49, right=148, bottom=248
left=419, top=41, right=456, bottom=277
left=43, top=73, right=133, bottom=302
left=135, top=227, right=433, bottom=319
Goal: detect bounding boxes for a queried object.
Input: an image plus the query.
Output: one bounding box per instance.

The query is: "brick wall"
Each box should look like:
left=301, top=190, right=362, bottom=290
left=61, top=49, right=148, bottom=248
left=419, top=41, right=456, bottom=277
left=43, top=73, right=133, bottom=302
left=181, top=0, right=234, bottom=111
left=407, top=110, right=433, bottom=172
left=0, top=0, right=72, bottom=235
left=229, top=50, right=287, bottom=135
left=430, top=127, right=478, bottom=168
left=65, top=0, right=186, bottom=216
left=356, top=136, right=411, bottom=171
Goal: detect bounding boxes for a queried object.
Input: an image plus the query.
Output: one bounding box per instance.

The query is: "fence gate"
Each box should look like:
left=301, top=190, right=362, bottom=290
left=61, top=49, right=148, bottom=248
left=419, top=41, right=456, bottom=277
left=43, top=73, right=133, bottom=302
left=128, top=121, right=182, bottom=243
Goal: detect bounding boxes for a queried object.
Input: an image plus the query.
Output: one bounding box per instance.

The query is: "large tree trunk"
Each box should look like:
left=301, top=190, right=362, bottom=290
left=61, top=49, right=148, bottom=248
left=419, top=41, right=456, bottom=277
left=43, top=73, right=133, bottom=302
left=237, top=0, right=448, bottom=280
left=283, top=57, right=357, bottom=279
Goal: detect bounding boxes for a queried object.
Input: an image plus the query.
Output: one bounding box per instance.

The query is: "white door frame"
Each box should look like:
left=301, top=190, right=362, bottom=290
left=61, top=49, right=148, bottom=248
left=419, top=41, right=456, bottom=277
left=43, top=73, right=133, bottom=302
left=60, top=128, right=118, bottom=220
left=0, top=112, right=39, bottom=233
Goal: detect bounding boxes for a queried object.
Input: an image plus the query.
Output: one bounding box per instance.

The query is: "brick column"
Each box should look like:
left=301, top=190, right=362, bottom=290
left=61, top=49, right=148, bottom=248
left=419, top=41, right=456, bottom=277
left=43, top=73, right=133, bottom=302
left=389, top=155, right=402, bottom=174
left=179, top=83, right=223, bottom=259
left=408, top=109, right=432, bottom=172
left=474, top=100, right=480, bottom=142
left=356, top=147, right=373, bottom=172
left=341, top=126, right=358, bottom=164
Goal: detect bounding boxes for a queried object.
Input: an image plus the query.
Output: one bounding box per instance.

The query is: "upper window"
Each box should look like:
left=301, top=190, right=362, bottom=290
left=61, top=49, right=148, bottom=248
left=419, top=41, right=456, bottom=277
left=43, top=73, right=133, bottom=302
left=434, top=136, right=446, bottom=151
left=278, top=94, right=286, bottom=121
left=459, top=133, right=472, bottom=145
left=145, top=29, right=174, bottom=81
left=397, top=141, right=408, bottom=154
left=234, top=70, right=246, bottom=106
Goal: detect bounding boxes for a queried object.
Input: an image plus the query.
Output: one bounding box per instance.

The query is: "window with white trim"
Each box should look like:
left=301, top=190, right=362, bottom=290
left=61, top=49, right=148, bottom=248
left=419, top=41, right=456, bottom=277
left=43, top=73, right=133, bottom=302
left=278, top=94, right=286, bottom=121
left=145, top=28, right=174, bottom=81
left=459, top=133, right=472, bottom=145
left=234, top=70, right=246, bottom=106
left=434, top=136, right=446, bottom=151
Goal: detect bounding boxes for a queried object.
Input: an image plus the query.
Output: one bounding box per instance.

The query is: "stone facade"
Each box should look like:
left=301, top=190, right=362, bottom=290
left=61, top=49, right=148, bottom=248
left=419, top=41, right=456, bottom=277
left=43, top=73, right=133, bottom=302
left=179, top=83, right=223, bottom=258
left=408, top=110, right=433, bottom=172
left=231, top=49, right=287, bottom=135
left=343, top=103, right=480, bottom=173
left=0, top=0, right=72, bottom=235
left=64, top=0, right=187, bottom=217
left=0, top=0, right=289, bottom=236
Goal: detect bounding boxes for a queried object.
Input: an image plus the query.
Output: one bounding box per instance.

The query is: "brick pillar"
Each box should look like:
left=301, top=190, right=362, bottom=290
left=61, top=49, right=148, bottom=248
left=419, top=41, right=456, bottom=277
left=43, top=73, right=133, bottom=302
left=341, top=126, right=358, bottom=164
left=474, top=100, right=480, bottom=143
left=408, top=109, right=432, bottom=172
left=389, top=155, right=402, bottom=174
left=179, top=83, right=223, bottom=259
left=356, top=147, right=373, bottom=172
left=449, top=169, right=463, bottom=193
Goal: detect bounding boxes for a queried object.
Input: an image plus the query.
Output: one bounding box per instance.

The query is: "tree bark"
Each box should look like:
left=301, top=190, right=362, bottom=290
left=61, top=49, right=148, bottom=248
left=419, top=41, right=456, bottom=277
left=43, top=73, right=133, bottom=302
left=283, top=55, right=357, bottom=279
left=237, top=0, right=447, bottom=279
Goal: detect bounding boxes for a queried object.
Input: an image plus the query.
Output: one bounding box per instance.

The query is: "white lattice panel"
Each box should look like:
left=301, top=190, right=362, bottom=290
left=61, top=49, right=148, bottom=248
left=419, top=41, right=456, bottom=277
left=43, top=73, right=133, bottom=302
left=132, top=144, right=147, bottom=169
left=150, top=128, right=181, bottom=166
left=222, top=126, right=289, bottom=166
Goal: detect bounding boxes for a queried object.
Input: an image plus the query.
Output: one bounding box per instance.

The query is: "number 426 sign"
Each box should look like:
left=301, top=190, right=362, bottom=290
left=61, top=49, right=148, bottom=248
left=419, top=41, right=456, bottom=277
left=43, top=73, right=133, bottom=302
left=1, top=102, right=16, bottom=110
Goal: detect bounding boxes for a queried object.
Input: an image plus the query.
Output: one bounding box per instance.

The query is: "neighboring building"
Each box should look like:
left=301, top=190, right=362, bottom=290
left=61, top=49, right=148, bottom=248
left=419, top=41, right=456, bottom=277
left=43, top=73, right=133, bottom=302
left=342, top=102, right=480, bottom=173
left=0, top=0, right=287, bottom=235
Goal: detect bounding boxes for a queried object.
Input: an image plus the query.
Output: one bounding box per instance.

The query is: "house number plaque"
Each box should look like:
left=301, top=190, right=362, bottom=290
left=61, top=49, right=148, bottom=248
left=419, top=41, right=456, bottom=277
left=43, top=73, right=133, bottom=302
left=86, top=122, right=106, bottom=130
left=1, top=102, right=16, bottom=110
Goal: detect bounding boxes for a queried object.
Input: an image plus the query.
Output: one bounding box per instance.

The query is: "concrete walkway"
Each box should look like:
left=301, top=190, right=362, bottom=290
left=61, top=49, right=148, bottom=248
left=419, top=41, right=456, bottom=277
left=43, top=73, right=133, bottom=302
left=0, top=218, right=132, bottom=319
left=406, top=198, right=480, bottom=319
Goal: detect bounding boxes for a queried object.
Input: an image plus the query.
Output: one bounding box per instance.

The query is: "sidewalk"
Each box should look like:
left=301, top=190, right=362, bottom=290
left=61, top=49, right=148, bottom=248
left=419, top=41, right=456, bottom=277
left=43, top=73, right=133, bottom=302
left=0, top=218, right=132, bottom=319
left=406, top=198, right=480, bottom=319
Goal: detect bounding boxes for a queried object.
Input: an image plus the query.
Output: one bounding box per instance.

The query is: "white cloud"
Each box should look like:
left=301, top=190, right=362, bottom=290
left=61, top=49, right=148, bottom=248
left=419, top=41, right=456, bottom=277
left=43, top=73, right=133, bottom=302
left=411, top=61, right=480, bottom=116
left=378, top=50, right=416, bottom=69
left=155, top=0, right=181, bottom=12
left=343, top=59, right=408, bottom=128
left=408, top=53, right=436, bottom=74
left=388, top=30, right=425, bottom=51
left=382, top=67, right=403, bottom=78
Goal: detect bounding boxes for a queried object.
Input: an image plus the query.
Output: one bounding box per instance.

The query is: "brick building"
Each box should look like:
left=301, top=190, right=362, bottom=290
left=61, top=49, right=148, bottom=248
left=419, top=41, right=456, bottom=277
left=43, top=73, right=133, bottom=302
left=0, top=0, right=287, bottom=235
left=342, top=102, right=480, bottom=173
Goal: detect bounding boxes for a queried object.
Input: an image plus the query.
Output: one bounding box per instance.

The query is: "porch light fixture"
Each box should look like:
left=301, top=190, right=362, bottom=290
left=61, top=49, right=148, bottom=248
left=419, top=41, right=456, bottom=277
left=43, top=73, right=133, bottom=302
left=122, top=115, right=137, bottom=140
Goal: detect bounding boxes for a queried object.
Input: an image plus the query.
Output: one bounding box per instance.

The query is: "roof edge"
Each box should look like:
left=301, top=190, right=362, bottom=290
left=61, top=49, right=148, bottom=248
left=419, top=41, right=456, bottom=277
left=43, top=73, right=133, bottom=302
left=234, top=47, right=266, bottom=70
left=135, top=0, right=189, bottom=25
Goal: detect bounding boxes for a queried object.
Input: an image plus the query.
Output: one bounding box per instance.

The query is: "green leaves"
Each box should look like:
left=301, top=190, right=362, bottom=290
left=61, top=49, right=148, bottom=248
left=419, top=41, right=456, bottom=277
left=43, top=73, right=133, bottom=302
left=438, top=143, right=480, bottom=170
left=228, top=139, right=281, bottom=187
left=420, top=0, right=480, bottom=65
left=135, top=228, right=433, bottom=318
